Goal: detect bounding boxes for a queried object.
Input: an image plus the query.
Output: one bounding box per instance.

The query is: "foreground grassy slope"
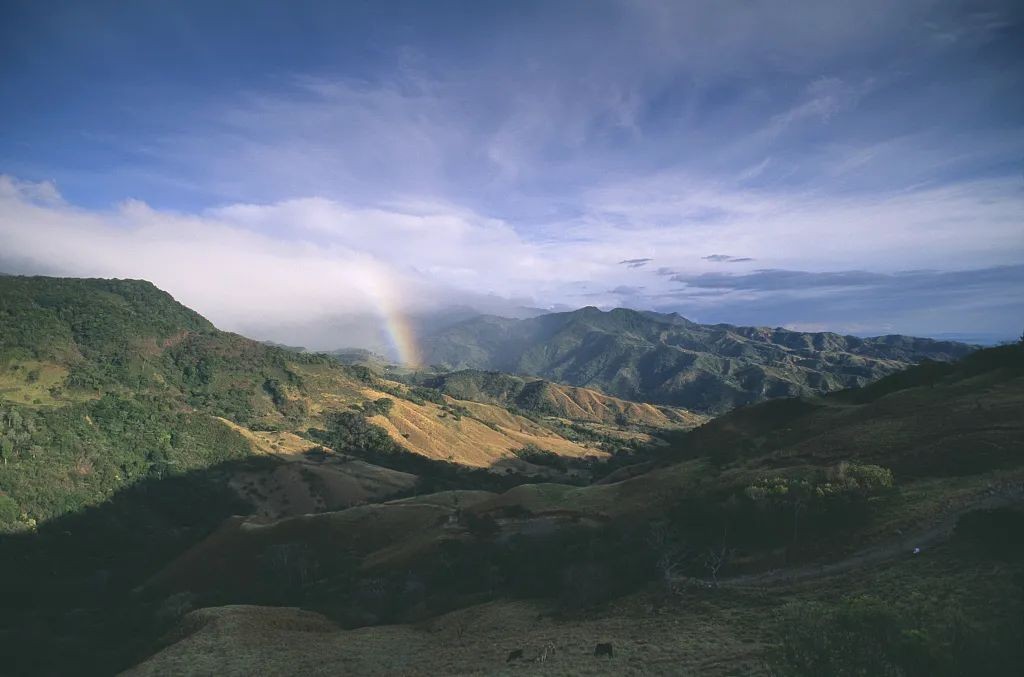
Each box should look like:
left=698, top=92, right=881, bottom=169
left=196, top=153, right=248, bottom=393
left=128, top=509, right=1024, bottom=676
left=1, top=276, right=1018, bottom=675
left=420, top=306, right=974, bottom=413
left=126, top=344, right=1024, bottom=675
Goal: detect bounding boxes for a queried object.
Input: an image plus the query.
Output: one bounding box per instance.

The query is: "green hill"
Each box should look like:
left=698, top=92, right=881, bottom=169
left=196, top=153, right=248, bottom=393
left=420, top=306, right=975, bottom=413
left=0, top=276, right=673, bottom=532
left=0, top=275, right=1019, bottom=676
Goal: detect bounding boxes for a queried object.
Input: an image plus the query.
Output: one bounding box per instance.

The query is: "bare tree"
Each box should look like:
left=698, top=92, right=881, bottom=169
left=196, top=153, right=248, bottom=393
left=703, top=529, right=734, bottom=587
left=647, top=520, right=690, bottom=597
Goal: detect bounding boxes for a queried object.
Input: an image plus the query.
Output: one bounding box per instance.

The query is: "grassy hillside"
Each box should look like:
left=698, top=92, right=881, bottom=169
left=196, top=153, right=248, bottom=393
left=0, top=275, right=1018, bottom=675
left=0, top=277, right=669, bottom=532
left=420, top=306, right=975, bottom=413
left=0, top=276, right=677, bottom=675
left=418, top=369, right=705, bottom=429
left=132, top=343, right=1023, bottom=675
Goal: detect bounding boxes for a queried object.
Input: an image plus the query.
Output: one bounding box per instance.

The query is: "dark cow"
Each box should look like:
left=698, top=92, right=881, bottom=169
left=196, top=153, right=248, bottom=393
left=594, top=642, right=614, bottom=658
left=506, top=649, right=524, bottom=663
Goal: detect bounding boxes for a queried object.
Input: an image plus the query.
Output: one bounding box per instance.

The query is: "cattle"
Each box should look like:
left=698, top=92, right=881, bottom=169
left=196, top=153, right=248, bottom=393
left=506, top=649, right=524, bottom=663
left=594, top=642, right=614, bottom=658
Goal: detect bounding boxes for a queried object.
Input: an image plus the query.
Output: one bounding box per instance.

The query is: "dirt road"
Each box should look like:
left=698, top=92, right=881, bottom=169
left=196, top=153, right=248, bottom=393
left=694, top=485, right=1023, bottom=589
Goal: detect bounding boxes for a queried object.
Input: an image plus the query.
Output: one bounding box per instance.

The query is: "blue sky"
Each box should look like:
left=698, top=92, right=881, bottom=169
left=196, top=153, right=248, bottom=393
left=1, top=0, right=1022, bottom=346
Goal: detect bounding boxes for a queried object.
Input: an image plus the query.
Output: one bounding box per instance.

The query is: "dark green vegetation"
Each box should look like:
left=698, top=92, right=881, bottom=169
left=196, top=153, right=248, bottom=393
left=0, top=276, right=640, bottom=534
left=0, top=275, right=1019, bottom=675
left=0, top=457, right=268, bottom=675
left=0, top=276, right=337, bottom=527
left=0, top=397, right=250, bottom=530
left=768, top=505, right=1024, bottom=676
left=420, top=306, right=974, bottom=413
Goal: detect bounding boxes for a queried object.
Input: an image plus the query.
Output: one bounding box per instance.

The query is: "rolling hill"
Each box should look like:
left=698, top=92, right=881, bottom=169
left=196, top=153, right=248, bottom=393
left=130, top=342, right=1024, bottom=676
left=419, top=306, right=974, bottom=413
left=0, top=276, right=671, bottom=533
left=1, top=275, right=1019, bottom=676
left=417, top=368, right=705, bottom=429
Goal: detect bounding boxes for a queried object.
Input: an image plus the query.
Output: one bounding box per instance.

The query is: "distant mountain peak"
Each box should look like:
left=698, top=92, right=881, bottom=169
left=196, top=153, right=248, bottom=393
left=419, top=307, right=974, bottom=414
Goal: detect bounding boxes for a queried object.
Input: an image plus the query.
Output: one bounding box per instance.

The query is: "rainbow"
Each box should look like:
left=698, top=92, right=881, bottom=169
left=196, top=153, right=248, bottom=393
left=381, top=302, right=421, bottom=367
left=359, top=271, right=422, bottom=367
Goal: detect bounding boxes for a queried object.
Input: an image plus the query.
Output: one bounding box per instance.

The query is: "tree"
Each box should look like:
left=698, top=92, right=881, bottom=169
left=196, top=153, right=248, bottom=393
left=373, top=397, right=394, bottom=415
left=647, top=520, right=689, bottom=595
left=703, top=528, right=734, bottom=587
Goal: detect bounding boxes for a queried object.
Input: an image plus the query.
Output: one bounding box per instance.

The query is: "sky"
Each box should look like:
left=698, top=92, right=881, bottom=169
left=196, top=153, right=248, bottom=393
left=1, top=0, right=1022, bottom=351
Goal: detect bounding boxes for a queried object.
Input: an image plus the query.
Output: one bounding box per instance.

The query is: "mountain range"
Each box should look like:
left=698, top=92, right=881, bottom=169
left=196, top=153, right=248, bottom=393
left=1, top=275, right=1020, bottom=676
left=1, top=276, right=675, bottom=532
left=420, top=307, right=974, bottom=413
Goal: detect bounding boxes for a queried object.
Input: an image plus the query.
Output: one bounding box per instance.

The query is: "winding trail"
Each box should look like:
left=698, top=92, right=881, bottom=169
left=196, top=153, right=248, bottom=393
left=700, top=485, right=1023, bottom=589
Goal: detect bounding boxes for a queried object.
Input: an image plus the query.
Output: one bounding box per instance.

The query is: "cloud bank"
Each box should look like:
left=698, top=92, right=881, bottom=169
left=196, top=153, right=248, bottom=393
left=2, top=1, right=1022, bottom=346
left=2, top=172, right=1021, bottom=344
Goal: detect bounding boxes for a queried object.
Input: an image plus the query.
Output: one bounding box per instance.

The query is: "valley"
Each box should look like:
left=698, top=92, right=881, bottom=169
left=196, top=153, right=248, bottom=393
left=6, top=5, right=1021, bottom=674
left=0, top=276, right=1021, bottom=676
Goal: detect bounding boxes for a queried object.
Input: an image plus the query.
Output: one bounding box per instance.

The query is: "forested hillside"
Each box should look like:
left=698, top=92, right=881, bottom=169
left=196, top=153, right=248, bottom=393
left=420, top=306, right=974, bottom=412
left=0, top=277, right=672, bottom=533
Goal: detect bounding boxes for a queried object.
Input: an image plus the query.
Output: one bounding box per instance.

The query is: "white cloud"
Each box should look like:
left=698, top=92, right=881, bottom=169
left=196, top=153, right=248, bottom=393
left=2, top=167, right=1022, bottom=343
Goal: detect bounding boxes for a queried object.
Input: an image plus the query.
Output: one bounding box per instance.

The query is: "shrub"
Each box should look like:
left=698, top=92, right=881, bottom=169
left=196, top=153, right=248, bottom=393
left=320, top=411, right=398, bottom=455
left=0, top=494, right=21, bottom=525
left=769, top=596, right=1024, bottom=677
left=512, top=444, right=569, bottom=471
left=464, top=512, right=499, bottom=539
left=361, top=397, right=394, bottom=417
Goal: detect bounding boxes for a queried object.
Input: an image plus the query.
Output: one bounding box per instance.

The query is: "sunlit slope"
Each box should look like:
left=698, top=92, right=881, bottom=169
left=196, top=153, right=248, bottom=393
left=421, top=368, right=706, bottom=428
left=0, top=276, right=640, bottom=529
left=355, top=384, right=602, bottom=467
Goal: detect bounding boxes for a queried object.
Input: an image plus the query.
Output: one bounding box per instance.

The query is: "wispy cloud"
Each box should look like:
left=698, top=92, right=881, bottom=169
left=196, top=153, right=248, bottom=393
left=657, top=265, right=1024, bottom=338
left=702, top=254, right=755, bottom=263
left=619, top=258, right=653, bottom=268
left=608, top=285, right=646, bottom=295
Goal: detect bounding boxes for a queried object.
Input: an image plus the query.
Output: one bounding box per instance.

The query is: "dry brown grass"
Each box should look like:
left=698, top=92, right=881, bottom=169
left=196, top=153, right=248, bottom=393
left=540, top=382, right=706, bottom=430
left=126, top=593, right=771, bottom=676
left=360, top=387, right=602, bottom=467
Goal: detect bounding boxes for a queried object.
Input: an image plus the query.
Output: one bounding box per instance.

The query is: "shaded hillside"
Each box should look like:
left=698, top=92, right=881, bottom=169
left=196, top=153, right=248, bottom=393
left=141, top=345, right=1023, bottom=674
left=152, top=340, right=1024, bottom=599
left=420, top=306, right=974, bottom=413
left=670, top=342, right=1024, bottom=477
